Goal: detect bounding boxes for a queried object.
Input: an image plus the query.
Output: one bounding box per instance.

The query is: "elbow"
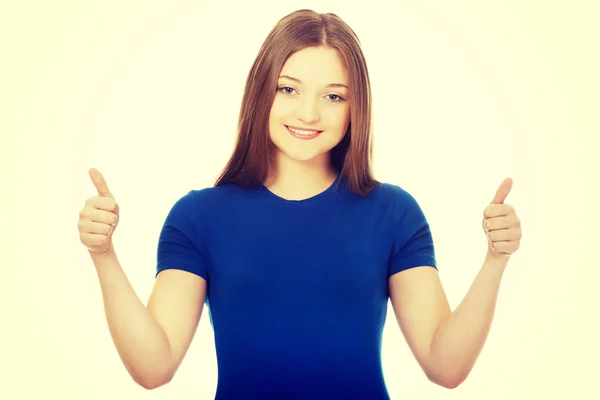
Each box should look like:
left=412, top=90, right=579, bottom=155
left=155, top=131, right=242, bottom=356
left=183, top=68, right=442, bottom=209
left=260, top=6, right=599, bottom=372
left=437, top=376, right=466, bottom=389
left=136, top=374, right=172, bottom=390
left=138, top=378, right=167, bottom=390
left=132, top=368, right=174, bottom=390
left=426, top=367, right=468, bottom=389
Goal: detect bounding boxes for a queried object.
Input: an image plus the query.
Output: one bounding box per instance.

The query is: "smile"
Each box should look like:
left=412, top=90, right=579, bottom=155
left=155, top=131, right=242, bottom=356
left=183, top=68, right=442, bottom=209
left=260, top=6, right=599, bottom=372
left=285, top=125, right=323, bottom=140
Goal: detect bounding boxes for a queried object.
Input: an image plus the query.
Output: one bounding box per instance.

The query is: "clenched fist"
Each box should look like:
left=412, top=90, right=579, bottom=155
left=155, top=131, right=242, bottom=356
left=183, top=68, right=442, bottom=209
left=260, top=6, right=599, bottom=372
left=78, top=168, right=120, bottom=255
left=482, top=178, right=522, bottom=259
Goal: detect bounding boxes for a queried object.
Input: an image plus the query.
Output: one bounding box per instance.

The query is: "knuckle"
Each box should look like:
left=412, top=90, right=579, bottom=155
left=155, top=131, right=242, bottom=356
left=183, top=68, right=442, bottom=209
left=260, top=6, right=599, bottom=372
left=107, top=212, right=117, bottom=224
left=109, top=199, right=118, bottom=211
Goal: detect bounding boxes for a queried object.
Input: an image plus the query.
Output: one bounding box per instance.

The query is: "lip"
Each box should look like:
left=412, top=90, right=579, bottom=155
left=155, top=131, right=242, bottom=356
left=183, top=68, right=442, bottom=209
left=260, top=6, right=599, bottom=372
left=285, top=125, right=323, bottom=140
left=285, top=125, right=322, bottom=133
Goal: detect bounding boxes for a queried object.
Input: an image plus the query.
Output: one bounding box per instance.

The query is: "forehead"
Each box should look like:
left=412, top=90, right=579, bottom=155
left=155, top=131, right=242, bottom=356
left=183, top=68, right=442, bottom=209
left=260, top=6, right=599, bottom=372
left=279, top=46, right=349, bottom=86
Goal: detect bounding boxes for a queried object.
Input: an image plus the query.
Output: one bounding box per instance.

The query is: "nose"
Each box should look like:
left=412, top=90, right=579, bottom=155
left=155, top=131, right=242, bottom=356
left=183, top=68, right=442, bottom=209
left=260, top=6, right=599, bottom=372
left=294, top=97, right=321, bottom=124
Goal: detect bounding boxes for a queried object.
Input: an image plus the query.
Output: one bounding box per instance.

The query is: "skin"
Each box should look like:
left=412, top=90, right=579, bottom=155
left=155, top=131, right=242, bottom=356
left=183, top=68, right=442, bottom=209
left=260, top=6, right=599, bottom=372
left=389, top=178, right=521, bottom=388
left=81, top=170, right=206, bottom=389
left=81, top=45, right=522, bottom=390
left=264, top=45, right=351, bottom=200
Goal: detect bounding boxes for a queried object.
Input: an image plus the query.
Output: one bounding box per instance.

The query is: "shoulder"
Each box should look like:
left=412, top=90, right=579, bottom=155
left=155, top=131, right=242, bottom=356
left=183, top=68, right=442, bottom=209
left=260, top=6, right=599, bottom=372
left=367, top=181, right=427, bottom=222
left=369, top=181, right=419, bottom=206
left=190, top=183, right=242, bottom=204
left=167, top=183, right=244, bottom=217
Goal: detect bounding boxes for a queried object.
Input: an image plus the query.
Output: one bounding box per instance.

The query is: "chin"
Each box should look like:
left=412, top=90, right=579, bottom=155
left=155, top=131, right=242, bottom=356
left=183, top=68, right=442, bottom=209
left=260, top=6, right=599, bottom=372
left=276, top=147, right=327, bottom=163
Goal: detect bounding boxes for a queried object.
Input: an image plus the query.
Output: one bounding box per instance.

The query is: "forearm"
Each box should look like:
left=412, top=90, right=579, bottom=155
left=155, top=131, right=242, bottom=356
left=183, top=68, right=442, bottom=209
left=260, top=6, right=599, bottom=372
left=91, top=248, right=174, bottom=389
left=427, top=251, right=509, bottom=388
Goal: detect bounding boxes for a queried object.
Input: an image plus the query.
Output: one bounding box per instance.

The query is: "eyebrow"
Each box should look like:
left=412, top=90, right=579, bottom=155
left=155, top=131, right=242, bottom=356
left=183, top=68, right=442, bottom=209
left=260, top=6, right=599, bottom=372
left=279, top=75, right=349, bottom=90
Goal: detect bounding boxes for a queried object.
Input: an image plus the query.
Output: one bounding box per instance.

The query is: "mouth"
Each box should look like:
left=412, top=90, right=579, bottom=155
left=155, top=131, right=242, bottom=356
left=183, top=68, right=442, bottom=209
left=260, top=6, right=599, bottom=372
left=285, top=125, right=323, bottom=140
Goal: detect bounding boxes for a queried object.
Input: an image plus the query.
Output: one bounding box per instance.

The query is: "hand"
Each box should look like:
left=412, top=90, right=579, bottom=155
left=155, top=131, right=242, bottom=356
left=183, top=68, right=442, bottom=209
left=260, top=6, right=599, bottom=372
left=482, top=178, right=522, bottom=259
left=78, top=168, right=120, bottom=255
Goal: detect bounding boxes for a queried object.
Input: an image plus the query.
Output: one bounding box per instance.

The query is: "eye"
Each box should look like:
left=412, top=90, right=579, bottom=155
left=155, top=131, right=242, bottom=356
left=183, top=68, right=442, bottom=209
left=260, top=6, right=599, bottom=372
left=327, top=94, right=345, bottom=102
left=277, top=86, right=296, bottom=95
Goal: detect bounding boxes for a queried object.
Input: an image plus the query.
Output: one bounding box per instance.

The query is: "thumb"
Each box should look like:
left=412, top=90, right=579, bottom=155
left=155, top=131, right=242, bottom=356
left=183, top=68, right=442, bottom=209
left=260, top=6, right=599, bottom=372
left=89, top=168, right=114, bottom=198
left=491, top=177, right=513, bottom=204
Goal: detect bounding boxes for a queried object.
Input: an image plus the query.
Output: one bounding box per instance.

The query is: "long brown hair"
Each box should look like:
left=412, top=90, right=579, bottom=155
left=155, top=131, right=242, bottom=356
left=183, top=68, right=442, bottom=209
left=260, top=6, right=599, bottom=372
left=214, top=9, right=378, bottom=196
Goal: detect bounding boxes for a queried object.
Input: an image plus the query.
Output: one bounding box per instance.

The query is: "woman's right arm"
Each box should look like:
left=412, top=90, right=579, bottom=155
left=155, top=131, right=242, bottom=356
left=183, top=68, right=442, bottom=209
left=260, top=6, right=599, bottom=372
left=80, top=168, right=206, bottom=390
left=91, top=248, right=206, bottom=390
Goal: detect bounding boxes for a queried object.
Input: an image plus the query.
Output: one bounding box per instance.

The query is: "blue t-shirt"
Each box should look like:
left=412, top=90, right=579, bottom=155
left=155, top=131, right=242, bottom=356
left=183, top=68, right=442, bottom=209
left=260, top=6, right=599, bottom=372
left=156, top=173, right=437, bottom=399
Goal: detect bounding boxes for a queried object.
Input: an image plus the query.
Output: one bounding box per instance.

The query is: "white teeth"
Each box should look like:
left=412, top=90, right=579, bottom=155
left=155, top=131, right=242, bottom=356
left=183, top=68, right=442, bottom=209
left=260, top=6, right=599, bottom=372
left=288, top=127, right=320, bottom=135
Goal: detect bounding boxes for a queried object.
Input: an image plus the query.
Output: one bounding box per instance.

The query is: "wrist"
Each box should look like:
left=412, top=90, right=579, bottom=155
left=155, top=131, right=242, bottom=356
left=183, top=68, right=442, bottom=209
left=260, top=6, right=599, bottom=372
left=89, top=246, right=116, bottom=260
left=484, top=249, right=510, bottom=269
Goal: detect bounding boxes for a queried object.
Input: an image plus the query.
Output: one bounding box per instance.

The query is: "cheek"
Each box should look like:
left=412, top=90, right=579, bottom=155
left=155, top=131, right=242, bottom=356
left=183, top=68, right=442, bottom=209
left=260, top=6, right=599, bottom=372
left=268, top=101, right=286, bottom=135
left=270, top=98, right=291, bottom=120
left=331, top=106, right=351, bottom=130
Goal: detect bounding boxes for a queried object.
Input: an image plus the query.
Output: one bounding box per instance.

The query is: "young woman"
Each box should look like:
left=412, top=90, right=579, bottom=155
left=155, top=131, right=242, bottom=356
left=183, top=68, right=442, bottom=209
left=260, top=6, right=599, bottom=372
left=78, top=9, right=522, bottom=399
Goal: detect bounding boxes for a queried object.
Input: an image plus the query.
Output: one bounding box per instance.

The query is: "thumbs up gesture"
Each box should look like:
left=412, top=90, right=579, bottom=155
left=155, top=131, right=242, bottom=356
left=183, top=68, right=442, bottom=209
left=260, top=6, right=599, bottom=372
left=482, top=178, right=522, bottom=258
left=78, top=168, right=120, bottom=255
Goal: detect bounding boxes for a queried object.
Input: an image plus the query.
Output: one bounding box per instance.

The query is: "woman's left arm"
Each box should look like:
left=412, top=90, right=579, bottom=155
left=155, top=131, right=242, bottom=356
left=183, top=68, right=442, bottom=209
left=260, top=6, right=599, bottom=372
left=389, top=178, right=522, bottom=389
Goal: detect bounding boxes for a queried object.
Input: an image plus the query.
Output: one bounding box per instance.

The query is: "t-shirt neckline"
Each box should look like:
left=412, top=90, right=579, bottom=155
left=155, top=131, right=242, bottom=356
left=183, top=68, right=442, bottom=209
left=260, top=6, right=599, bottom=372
left=259, top=172, right=344, bottom=207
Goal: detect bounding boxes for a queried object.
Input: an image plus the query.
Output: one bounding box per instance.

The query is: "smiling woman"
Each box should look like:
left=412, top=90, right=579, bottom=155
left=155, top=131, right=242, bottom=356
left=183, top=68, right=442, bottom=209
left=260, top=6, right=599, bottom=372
left=268, top=47, right=351, bottom=170
left=214, top=9, right=376, bottom=197
left=79, top=7, right=522, bottom=400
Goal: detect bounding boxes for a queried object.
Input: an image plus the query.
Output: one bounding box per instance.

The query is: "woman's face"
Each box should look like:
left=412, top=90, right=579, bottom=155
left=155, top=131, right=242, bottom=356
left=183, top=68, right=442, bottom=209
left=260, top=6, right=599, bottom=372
left=268, top=46, right=351, bottom=165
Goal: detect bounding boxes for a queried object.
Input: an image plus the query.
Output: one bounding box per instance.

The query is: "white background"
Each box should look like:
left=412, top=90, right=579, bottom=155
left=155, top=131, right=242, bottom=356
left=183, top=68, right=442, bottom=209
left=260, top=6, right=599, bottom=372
left=2, top=0, right=599, bottom=398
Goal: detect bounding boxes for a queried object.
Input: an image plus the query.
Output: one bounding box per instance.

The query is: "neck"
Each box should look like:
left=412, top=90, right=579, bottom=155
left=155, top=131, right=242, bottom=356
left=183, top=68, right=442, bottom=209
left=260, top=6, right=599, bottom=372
left=264, top=152, right=337, bottom=201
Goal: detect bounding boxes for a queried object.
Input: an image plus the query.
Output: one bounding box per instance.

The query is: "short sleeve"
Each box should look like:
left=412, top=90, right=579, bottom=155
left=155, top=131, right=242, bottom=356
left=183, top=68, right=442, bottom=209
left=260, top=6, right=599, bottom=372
left=388, top=188, right=437, bottom=277
left=156, top=190, right=208, bottom=281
